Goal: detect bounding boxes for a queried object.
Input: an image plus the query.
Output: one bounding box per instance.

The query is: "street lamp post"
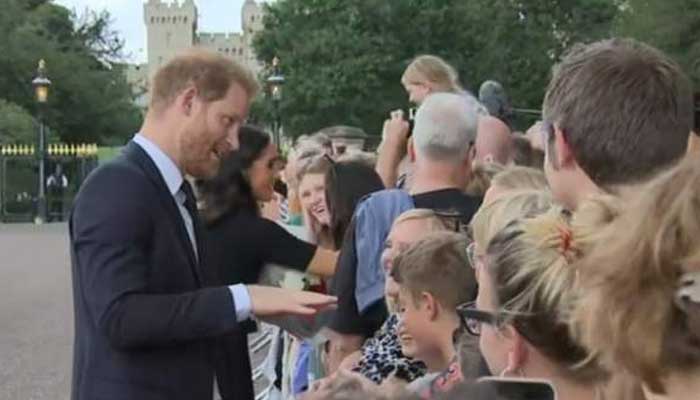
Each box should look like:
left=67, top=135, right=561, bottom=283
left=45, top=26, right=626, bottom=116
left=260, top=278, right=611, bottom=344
left=32, top=59, right=51, bottom=224
left=266, top=56, right=285, bottom=148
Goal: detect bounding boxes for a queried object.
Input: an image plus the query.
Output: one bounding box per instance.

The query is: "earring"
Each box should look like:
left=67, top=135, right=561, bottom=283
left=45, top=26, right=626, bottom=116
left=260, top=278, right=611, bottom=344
left=499, top=365, right=525, bottom=378
left=500, top=352, right=525, bottom=378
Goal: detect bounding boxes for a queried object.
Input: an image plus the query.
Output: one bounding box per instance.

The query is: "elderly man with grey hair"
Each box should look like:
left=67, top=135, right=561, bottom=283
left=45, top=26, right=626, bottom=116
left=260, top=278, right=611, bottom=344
left=324, top=92, right=483, bottom=375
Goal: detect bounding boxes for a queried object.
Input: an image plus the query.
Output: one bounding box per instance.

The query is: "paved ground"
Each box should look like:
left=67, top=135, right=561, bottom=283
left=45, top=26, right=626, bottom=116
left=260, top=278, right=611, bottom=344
left=0, top=223, right=73, bottom=400
left=0, top=223, right=272, bottom=400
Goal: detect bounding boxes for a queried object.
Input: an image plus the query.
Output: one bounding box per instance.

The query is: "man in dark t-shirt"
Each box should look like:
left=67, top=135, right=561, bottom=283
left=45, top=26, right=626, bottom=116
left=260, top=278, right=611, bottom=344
left=325, top=93, right=484, bottom=372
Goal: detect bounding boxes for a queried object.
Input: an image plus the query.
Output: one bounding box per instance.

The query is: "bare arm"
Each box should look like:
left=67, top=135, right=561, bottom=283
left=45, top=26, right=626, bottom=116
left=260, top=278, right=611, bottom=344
left=306, top=248, right=340, bottom=277
left=375, top=111, right=410, bottom=188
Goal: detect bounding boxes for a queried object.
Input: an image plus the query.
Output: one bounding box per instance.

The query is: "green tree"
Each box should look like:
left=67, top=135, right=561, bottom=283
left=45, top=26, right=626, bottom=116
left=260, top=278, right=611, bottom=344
left=616, top=0, right=700, bottom=86
left=0, top=99, right=35, bottom=145
left=0, top=0, right=141, bottom=145
left=254, top=0, right=618, bottom=137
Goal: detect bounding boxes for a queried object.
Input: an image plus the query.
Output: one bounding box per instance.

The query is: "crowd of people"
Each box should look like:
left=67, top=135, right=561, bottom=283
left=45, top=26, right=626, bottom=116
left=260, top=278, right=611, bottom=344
left=68, top=37, right=700, bottom=400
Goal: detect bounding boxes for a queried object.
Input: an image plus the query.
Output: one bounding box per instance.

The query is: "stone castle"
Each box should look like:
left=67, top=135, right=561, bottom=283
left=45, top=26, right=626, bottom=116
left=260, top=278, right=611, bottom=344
left=126, top=0, right=265, bottom=107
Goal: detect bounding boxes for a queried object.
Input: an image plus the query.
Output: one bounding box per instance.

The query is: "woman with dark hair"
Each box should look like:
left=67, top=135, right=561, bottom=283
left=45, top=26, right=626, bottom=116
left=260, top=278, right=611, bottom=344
left=325, top=158, right=385, bottom=249
left=199, top=126, right=340, bottom=400
left=199, top=125, right=338, bottom=286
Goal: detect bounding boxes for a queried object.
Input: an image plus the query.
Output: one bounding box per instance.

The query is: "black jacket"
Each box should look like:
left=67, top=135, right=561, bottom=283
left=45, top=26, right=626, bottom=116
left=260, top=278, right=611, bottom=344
left=69, top=141, right=243, bottom=400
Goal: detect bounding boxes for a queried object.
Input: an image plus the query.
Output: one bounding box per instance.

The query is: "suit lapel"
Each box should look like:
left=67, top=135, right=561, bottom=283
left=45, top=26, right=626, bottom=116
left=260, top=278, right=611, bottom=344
left=122, top=141, right=203, bottom=286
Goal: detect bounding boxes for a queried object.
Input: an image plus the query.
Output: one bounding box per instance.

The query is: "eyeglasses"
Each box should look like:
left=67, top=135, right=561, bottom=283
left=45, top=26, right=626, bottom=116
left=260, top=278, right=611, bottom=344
left=322, top=153, right=336, bottom=165
left=456, top=302, right=502, bottom=337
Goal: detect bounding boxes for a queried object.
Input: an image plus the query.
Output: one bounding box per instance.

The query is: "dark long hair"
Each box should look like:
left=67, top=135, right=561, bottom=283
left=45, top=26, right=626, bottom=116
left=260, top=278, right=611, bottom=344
left=325, top=158, right=385, bottom=249
left=197, top=125, right=271, bottom=224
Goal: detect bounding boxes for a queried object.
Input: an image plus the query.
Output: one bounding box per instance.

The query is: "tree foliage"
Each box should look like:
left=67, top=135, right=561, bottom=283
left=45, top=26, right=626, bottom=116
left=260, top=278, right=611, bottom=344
left=0, top=99, right=35, bottom=145
left=253, top=0, right=618, bottom=137
left=0, top=0, right=141, bottom=145
left=616, top=0, right=700, bottom=87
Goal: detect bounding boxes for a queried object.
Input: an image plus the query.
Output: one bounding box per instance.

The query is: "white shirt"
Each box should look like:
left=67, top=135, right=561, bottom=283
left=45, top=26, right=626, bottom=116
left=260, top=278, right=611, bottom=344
left=133, top=134, right=252, bottom=322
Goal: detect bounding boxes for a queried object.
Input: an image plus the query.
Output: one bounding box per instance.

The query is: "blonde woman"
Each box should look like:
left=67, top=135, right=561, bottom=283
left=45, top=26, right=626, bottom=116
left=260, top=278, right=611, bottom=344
left=467, top=183, right=552, bottom=282
left=573, top=156, right=700, bottom=400
left=465, top=162, right=505, bottom=197
left=466, top=162, right=548, bottom=201
left=483, top=166, right=548, bottom=205
left=469, top=190, right=552, bottom=268
left=296, top=155, right=334, bottom=248
left=462, top=208, right=608, bottom=400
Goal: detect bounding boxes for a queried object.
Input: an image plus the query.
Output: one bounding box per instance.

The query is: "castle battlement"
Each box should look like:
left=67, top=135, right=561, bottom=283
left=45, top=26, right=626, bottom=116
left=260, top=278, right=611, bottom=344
left=144, top=0, right=196, bottom=25
left=126, top=0, right=265, bottom=107
left=145, top=0, right=196, bottom=13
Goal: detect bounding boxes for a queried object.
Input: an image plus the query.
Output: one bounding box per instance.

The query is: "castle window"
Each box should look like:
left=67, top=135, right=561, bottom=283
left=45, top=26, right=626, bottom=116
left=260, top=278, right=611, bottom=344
left=184, top=16, right=188, bottom=23
left=151, top=17, right=155, bottom=23
left=239, top=48, right=243, bottom=55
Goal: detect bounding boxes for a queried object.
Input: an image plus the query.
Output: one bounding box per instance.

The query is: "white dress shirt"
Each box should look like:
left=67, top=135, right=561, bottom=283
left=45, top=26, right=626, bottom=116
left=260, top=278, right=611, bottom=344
left=133, top=134, right=252, bottom=322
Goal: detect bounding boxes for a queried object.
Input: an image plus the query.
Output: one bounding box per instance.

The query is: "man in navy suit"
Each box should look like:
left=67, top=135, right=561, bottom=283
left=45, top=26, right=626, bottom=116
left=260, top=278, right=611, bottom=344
left=69, top=49, right=336, bottom=400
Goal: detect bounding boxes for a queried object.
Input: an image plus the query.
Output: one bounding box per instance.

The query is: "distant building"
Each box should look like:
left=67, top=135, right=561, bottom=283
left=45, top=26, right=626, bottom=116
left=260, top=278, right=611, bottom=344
left=127, top=0, right=265, bottom=108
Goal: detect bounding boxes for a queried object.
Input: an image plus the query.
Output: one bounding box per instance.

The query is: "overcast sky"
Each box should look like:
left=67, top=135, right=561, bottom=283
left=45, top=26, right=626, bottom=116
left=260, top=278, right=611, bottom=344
left=52, top=0, right=256, bottom=63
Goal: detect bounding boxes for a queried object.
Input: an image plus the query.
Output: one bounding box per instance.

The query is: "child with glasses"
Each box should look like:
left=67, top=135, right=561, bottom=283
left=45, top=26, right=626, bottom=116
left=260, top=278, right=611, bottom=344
left=391, top=231, right=478, bottom=398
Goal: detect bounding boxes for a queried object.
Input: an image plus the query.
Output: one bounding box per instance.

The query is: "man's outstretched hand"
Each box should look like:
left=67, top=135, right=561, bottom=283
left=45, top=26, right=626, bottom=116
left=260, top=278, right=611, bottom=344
left=247, top=285, right=337, bottom=318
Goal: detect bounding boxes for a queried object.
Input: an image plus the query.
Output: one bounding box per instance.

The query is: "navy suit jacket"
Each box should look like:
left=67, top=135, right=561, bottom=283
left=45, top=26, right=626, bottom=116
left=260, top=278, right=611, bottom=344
left=69, top=141, right=243, bottom=400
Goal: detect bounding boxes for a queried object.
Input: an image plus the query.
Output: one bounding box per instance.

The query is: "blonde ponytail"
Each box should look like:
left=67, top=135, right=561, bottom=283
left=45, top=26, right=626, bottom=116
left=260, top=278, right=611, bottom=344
left=484, top=207, right=606, bottom=383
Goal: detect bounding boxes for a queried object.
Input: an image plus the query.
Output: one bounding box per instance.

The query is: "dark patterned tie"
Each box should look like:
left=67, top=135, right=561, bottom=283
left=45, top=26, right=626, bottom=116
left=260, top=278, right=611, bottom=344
left=180, top=180, right=198, bottom=219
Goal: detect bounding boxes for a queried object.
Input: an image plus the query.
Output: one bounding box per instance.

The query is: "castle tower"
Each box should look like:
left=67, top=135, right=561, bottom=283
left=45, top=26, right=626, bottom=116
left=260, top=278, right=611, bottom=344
left=144, top=0, right=197, bottom=80
left=241, top=0, right=264, bottom=72
left=242, top=0, right=263, bottom=34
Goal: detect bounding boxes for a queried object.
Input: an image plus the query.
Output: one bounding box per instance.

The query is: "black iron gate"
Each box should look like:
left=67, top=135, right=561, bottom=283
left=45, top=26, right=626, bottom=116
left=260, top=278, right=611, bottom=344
left=0, top=143, right=98, bottom=223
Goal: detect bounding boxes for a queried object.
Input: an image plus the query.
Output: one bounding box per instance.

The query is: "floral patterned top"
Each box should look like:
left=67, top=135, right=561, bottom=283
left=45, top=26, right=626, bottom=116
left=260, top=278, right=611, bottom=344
left=352, top=314, right=427, bottom=384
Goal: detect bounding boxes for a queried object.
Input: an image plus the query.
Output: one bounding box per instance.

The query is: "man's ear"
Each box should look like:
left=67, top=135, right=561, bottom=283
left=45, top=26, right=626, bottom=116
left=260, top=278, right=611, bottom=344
left=553, top=126, right=575, bottom=168
left=178, top=85, right=198, bottom=116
